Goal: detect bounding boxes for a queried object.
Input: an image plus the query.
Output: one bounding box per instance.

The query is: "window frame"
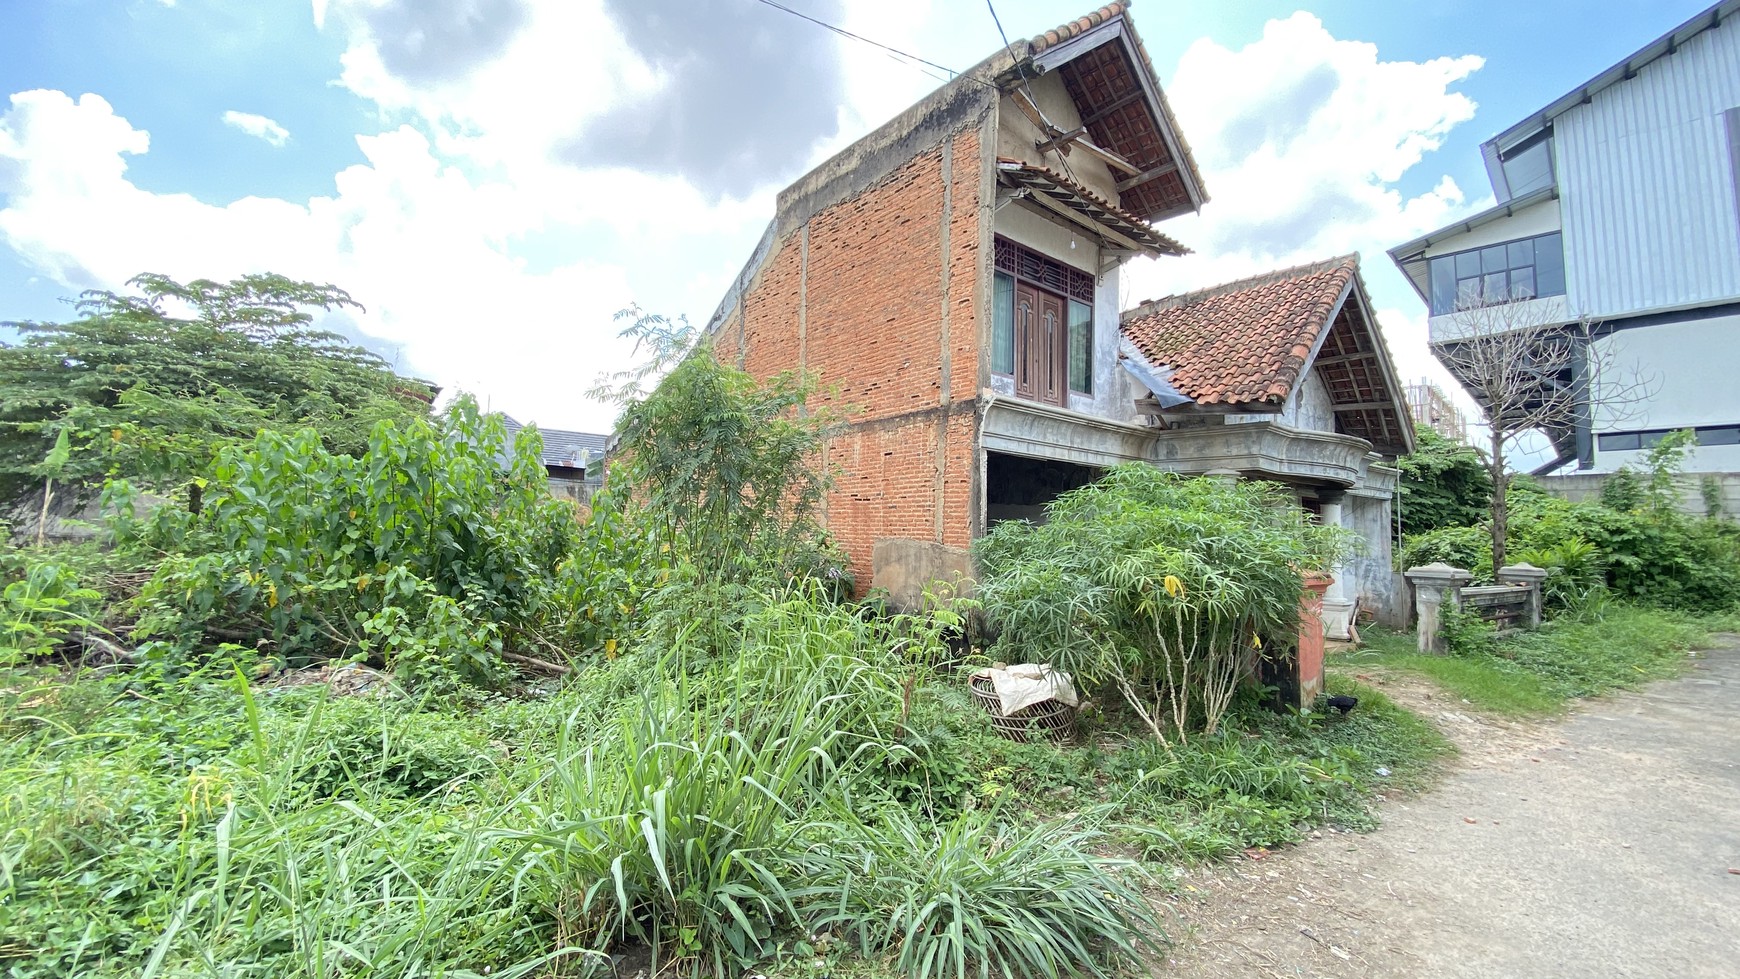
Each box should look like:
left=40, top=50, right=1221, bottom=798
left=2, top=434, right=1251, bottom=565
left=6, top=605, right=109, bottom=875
left=991, top=236, right=1097, bottom=400
left=1426, top=231, right=1566, bottom=315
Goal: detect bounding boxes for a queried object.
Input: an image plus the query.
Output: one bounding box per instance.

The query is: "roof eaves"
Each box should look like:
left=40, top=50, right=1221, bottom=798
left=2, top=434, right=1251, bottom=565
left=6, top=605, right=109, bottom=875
left=1484, top=0, right=1739, bottom=154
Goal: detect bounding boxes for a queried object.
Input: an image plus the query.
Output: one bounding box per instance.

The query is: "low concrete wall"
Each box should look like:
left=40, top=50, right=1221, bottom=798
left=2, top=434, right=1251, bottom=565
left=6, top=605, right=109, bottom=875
left=871, top=539, right=976, bottom=611
left=1537, top=471, right=1740, bottom=519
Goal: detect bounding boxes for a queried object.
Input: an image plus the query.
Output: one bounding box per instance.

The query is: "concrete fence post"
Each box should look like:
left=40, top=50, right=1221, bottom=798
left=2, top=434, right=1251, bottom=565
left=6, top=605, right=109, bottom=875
left=1403, top=562, right=1473, bottom=654
left=1497, top=562, right=1549, bottom=629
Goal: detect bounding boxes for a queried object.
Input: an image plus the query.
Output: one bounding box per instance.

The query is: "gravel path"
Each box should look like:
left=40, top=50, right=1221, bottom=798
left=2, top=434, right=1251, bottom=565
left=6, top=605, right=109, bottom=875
left=1158, top=635, right=1740, bottom=978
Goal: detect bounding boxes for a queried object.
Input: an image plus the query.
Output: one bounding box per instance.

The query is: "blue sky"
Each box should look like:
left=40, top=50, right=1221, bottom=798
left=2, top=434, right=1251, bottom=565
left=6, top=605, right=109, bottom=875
left=0, top=0, right=1718, bottom=431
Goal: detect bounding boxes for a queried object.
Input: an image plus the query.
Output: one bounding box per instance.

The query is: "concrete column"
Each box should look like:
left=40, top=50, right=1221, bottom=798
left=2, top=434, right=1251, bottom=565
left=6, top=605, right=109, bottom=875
left=1317, top=489, right=1354, bottom=641
left=1404, top=562, right=1473, bottom=654
left=1497, top=562, right=1548, bottom=629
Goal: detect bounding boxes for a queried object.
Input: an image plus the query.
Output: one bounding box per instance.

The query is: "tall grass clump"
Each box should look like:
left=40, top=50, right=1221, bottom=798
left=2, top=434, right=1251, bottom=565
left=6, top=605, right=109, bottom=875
left=794, top=807, right=1159, bottom=979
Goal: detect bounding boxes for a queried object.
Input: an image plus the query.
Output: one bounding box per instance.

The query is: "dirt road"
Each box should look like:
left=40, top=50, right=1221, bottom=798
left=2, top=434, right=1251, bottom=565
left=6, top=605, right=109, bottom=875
left=1161, top=635, right=1740, bottom=978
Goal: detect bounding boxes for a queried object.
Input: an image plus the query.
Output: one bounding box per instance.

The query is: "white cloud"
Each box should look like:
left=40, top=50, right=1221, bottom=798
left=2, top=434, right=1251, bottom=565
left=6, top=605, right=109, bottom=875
left=1106, top=12, right=1485, bottom=417
left=220, top=110, right=291, bottom=147
left=0, top=89, right=640, bottom=432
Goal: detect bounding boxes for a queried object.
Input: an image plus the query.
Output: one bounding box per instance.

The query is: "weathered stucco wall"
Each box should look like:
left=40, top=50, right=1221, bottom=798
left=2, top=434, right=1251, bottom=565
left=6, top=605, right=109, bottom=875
left=994, top=72, right=1119, bottom=202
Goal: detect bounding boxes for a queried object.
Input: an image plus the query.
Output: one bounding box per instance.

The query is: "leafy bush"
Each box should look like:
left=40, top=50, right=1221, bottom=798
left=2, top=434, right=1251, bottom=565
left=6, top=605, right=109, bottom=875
left=1398, top=523, right=1492, bottom=578
left=1, top=562, right=103, bottom=663
left=1395, top=428, right=1491, bottom=534
left=612, top=345, right=844, bottom=655
left=976, top=466, right=1347, bottom=742
left=118, top=397, right=578, bottom=690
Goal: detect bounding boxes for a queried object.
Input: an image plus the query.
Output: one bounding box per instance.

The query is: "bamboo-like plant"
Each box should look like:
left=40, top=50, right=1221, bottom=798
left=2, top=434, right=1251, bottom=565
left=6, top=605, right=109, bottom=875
left=976, top=466, right=1348, bottom=743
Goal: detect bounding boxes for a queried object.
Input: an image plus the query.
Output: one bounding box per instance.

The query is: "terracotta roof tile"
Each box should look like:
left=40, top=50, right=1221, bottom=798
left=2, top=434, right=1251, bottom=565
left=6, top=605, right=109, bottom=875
left=996, top=157, right=1187, bottom=255
left=1028, top=3, right=1128, bottom=54
left=1119, top=256, right=1359, bottom=406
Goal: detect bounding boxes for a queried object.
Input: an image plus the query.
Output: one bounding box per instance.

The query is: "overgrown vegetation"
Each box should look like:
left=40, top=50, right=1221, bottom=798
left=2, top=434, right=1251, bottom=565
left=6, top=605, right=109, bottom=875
left=976, top=467, right=1347, bottom=743
left=1348, top=604, right=1725, bottom=715
left=1399, top=427, right=1740, bottom=613
left=2, top=290, right=1454, bottom=977
left=0, top=274, right=432, bottom=514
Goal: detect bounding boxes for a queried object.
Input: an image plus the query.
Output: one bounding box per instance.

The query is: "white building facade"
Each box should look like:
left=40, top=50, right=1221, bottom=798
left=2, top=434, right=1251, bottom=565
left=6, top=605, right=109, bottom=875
left=1390, top=0, right=1740, bottom=473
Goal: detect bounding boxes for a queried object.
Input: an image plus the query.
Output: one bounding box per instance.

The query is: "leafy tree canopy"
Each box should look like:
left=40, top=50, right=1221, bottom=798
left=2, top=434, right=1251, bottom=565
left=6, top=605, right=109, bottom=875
left=0, top=273, right=433, bottom=507
left=1395, top=426, right=1492, bottom=534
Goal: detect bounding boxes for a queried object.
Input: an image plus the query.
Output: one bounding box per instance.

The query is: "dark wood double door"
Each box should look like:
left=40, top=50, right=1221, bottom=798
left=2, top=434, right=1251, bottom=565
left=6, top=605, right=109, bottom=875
left=1012, top=282, right=1068, bottom=408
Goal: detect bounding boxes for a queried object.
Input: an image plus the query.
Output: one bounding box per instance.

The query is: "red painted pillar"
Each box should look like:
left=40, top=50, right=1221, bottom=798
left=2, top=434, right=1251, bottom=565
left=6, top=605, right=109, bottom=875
left=1295, top=572, right=1333, bottom=708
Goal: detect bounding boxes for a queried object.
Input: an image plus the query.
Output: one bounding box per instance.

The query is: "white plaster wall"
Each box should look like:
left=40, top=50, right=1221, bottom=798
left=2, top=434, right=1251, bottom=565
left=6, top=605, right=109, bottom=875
left=990, top=202, right=1138, bottom=422
left=1588, top=313, right=1740, bottom=473
left=1419, top=198, right=1562, bottom=259
left=995, top=73, right=1119, bottom=202
left=1428, top=295, right=1572, bottom=344
left=1224, top=369, right=1334, bottom=431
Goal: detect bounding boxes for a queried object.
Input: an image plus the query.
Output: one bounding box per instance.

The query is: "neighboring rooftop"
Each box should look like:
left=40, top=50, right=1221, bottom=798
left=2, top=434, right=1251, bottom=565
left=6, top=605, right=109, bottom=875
left=1120, top=255, right=1412, bottom=454
left=1121, top=256, right=1359, bottom=407
left=501, top=416, right=608, bottom=470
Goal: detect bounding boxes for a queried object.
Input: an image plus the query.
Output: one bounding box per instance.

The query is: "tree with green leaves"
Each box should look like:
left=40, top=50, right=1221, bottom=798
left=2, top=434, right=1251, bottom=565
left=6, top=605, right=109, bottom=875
left=1395, top=426, right=1491, bottom=534
left=0, top=273, right=433, bottom=511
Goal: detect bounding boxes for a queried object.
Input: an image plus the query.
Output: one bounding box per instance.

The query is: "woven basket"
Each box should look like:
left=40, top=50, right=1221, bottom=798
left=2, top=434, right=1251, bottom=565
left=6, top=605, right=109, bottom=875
left=968, top=670, right=1076, bottom=743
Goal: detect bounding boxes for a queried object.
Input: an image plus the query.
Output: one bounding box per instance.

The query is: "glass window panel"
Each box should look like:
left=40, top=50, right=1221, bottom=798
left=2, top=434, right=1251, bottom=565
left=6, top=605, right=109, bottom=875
left=1509, top=267, right=1536, bottom=300
left=1599, top=432, right=1642, bottom=451
left=1455, top=251, right=1482, bottom=279
left=1481, top=245, right=1508, bottom=274
left=1639, top=430, right=1669, bottom=449
left=1699, top=426, right=1740, bottom=446
left=1068, top=300, right=1092, bottom=394
left=1482, top=272, right=1508, bottom=301
left=1429, top=257, right=1457, bottom=315
left=1507, top=239, right=1533, bottom=269
left=1534, top=232, right=1566, bottom=297
left=1456, top=278, right=1482, bottom=308
left=992, top=272, right=1015, bottom=374
left=1500, top=138, right=1554, bottom=197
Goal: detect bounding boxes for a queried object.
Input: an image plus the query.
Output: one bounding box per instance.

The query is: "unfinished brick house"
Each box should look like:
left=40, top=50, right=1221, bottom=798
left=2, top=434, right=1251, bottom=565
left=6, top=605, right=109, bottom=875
left=705, top=2, right=1414, bottom=627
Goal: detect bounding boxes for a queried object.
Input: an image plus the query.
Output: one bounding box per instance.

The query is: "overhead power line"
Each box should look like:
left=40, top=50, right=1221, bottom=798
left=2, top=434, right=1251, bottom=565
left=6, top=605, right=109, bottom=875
left=747, top=0, right=978, bottom=83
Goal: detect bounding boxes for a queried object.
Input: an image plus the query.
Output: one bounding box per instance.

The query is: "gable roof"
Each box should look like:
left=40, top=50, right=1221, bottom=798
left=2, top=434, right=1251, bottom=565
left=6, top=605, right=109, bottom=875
left=501, top=416, right=608, bottom=470
left=1482, top=0, right=1737, bottom=183
left=1120, top=255, right=1414, bottom=455
left=1018, top=2, right=1208, bottom=222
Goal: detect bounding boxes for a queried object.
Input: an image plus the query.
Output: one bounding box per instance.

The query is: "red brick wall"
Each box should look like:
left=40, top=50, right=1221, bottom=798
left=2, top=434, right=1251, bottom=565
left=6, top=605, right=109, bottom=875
left=721, top=126, right=985, bottom=587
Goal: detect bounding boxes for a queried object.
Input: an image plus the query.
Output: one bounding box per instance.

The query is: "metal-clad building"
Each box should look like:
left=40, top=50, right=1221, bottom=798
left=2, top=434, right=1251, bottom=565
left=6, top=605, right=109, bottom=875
left=1390, top=0, right=1740, bottom=474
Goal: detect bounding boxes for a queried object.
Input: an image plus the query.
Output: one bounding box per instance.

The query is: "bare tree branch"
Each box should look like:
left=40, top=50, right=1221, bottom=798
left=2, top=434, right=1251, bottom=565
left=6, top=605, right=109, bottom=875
left=1431, top=299, right=1659, bottom=568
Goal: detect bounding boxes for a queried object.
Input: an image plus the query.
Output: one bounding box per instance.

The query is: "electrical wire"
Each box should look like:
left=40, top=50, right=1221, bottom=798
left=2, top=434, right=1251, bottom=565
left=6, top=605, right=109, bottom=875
left=747, top=0, right=987, bottom=86
left=984, top=0, right=1080, bottom=184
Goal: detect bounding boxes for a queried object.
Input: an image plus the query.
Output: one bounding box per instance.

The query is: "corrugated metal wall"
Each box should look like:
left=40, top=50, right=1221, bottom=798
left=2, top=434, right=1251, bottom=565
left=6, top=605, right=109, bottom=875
left=1556, top=19, right=1740, bottom=317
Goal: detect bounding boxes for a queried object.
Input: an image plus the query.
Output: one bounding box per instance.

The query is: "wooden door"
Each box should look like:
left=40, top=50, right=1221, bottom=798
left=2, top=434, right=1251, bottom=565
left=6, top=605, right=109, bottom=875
left=1037, top=291, right=1066, bottom=406
left=1014, top=283, right=1039, bottom=401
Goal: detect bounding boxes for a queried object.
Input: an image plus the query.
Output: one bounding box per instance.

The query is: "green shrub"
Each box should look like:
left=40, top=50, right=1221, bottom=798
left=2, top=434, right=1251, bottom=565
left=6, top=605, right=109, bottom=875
left=1395, top=428, right=1491, bottom=534
left=117, top=396, right=579, bottom=690
left=2, top=562, right=103, bottom=663
left=976, top=466, right=1347, bottom=742
left=1398, top=524, right=1492, bottom=578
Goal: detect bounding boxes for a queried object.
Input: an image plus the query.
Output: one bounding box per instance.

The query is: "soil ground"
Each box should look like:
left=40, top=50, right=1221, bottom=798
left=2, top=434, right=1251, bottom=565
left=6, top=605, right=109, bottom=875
left=1158, top=635, right=1740, bottom=978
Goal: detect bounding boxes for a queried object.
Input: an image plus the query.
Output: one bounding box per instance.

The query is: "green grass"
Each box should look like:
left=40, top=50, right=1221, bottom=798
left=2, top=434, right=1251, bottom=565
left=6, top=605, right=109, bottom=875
left=1341, top=603, right=1724, bottom=716
left=0, top=593, right=1467, bottom=979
